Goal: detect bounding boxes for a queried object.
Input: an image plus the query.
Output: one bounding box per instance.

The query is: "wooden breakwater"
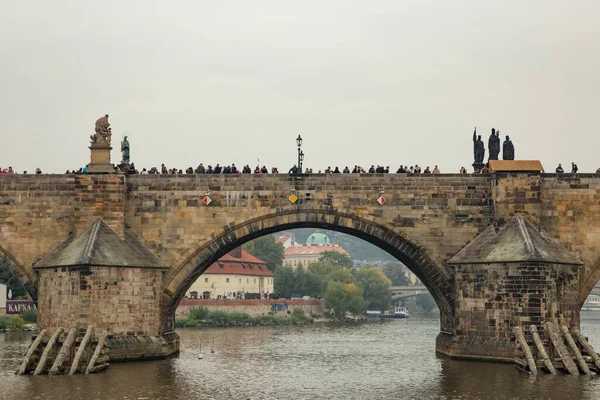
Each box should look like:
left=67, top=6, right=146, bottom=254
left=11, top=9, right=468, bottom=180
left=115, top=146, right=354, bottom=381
left=16, top=326, right=109, bottom=376
left=513, top=322, right=599, bottom=375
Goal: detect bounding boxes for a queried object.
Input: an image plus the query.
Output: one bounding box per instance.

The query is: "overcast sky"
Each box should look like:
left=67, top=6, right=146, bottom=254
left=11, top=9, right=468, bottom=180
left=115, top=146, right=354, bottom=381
left=1, top=1, right=599, bottom=174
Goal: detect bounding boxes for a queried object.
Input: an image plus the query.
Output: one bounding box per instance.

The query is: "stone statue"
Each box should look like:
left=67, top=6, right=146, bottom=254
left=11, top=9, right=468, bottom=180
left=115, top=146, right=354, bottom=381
left=473, top=128, right=485, bottom=164
left=488, top=128, right=500, bottom=161
left=121, top=135, right=130, bottom=165
left=91, top=114, right=112, bottom=145
left=503, top=135, right=515, bottom=160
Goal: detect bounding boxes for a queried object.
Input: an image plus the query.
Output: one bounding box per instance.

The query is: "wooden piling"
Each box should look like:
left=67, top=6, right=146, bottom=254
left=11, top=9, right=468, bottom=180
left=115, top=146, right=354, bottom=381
left=16, top=329, right=47, bottom=375
left=544, top=322, right=579, bottom=375
left=34, top=328, right=64, bottom=376
left=571, top=329, right=600, bottom=371
left=49, top=327, right=77, bottom=376
left=561, top=326, right=591, bottom=375
left=529, top=325, right=555, bottom=375
left=85, top=332, right=107, bottom=375
left=69, top=326, right=94, bottom=375
left=513, top=327, right=537, bottom=374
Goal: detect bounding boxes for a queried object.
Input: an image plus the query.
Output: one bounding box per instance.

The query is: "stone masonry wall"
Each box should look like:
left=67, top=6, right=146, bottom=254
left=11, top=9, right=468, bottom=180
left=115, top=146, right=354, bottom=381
left=125, top=174, right=492, bottom=273
left=493, top=173, right=600, bottom=303
left=176, top=299, right=324, bottom=318
left=448, top=262, right=580, bottom=359
left=37, top=266, right=163, bottom=336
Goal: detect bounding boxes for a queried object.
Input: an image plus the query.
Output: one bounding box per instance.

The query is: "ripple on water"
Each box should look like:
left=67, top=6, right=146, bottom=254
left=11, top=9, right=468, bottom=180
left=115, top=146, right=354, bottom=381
left=3, top=315, right=600, bottom=399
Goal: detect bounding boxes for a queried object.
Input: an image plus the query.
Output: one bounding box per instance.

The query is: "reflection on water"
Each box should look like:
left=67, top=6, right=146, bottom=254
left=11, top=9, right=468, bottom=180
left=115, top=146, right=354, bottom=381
left=2, top=315, right=600, bottom=399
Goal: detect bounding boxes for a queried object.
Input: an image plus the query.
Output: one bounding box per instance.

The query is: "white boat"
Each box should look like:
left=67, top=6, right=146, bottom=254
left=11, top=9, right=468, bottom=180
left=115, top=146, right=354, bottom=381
left=379, top=304, right=410, bottom=319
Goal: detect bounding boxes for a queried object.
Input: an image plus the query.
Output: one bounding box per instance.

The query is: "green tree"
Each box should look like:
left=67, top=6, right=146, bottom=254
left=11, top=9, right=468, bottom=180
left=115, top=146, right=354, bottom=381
left=355, top=267, right=392, bottom=311
left=320, top=251, right=353, bottom=268
left=324, top=281, right=366, bottom=318
left=274, top=266, right=295, bottom=298
left=381, top=262, right=410, bottom=286
left=416, top=293, right=437, bottom=313
left=0, top=268, right=27, bottom=299
left=328, top=269, right=356, bottom=284
left=243, top=235, right=285, bottom=271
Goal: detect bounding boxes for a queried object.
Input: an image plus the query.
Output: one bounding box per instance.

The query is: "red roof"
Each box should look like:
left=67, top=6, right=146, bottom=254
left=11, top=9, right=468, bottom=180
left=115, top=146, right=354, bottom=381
left=204, top=249, right=274, bottom=277
left=284, top=245, right=349, bottom=256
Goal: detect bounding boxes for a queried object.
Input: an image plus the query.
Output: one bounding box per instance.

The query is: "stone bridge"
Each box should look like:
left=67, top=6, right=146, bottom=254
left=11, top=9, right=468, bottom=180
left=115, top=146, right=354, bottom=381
left=1, top=172, right=600, bottom=361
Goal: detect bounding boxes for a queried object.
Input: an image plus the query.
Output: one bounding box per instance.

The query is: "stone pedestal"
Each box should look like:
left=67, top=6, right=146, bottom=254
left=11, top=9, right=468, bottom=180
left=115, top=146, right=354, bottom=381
left=87, top=143, right=114, bottom=173
left=472, top=162, right=485, bottom=172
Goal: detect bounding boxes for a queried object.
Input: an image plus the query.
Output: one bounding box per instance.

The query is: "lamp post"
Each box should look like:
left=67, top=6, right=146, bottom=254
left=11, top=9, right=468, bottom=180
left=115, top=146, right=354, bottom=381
left=296, top=135, right=304, bottom=173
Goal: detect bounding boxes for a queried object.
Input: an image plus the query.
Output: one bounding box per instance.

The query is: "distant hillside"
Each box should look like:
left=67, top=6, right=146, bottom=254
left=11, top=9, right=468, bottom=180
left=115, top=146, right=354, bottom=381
left=283, top=228, right=396, bottom=262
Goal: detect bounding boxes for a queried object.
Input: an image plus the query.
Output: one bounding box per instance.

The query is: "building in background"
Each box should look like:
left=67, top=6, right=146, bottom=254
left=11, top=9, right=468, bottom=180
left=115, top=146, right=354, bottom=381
left=0, top=282, right=6, bottom=316
left=284, top=232, right=350, bottom=270
left=187, top=247, right=273, bottom=300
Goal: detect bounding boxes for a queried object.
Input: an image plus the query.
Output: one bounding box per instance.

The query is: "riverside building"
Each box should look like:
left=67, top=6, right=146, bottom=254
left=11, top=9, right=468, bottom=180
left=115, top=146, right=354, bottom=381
left=186, top=247, right=274, bottom=300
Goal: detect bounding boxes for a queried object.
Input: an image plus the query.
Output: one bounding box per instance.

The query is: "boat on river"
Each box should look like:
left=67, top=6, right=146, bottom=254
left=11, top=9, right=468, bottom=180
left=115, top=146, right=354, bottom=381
left=379, top=304, right=409, bottom=319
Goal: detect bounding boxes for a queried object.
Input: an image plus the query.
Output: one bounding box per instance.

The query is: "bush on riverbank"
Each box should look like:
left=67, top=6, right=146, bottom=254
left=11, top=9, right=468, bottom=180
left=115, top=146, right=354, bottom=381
left=0, top=316, right=25, bottom=330
left=176, top=306, right=313, bottom=328
left=20, top=309, right=38, bottom=323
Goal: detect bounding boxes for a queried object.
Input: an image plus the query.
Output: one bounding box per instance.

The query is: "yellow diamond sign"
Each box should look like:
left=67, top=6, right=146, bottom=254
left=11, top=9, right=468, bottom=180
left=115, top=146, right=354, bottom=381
left=288, top=194, right=298, bottom=204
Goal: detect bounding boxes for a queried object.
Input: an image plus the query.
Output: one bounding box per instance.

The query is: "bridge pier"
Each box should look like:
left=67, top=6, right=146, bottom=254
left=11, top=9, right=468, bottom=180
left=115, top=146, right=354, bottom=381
left=438, top=217, right=583, bottom=361
left=34, top=219, right=180, bottom=361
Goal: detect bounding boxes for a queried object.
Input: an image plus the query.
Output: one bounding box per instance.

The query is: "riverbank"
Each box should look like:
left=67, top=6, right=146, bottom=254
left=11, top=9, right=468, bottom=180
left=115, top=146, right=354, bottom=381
left=175, top=305, right=323, bottom=328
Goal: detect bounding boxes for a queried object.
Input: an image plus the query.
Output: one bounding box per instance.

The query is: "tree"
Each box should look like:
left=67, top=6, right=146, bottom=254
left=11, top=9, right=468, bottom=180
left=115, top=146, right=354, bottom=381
left=328, top=269, right=356, bottom=284
left=324, top=281, right=366, bottom=318
left=355, top=267, right=392, bottom=311
left=243, top=235, right=285, bottom=271
left=320, top=251, right=353, bottom=268
left=416, top=293, right=437, bottom=313
left=0, top=268, right=27, bottom=299
left=274, top=266, right=295, bottom=298
left=381, top=262, right=410, bottom=286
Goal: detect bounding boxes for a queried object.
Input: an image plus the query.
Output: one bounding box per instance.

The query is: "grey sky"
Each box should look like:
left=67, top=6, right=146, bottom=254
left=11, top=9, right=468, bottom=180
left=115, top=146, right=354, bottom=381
left=1, top=1, right=599, bottom=174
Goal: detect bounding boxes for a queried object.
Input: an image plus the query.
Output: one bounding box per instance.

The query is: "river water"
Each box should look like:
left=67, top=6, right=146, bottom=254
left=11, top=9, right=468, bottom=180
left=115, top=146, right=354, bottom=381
left=3, top=314, right=600, bottom=400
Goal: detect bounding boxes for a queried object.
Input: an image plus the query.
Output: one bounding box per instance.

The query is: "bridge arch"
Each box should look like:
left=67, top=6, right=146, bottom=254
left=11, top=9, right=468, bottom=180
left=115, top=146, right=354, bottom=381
left=161, top=207, right=455, bottom=332
left=0, top=245, right=38, bottom=303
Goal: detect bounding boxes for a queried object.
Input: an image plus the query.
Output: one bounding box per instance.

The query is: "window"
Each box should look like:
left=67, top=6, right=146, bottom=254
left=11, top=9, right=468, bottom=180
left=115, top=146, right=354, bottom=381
left=254, top=279, right=256, bottom=283
left=247, top=279, right=249, bottom=283
left=226, top=278, right=230, bottom=283
left=239, top=278, right=242, bottom=283
left=205, top=278, right=208, bottom=283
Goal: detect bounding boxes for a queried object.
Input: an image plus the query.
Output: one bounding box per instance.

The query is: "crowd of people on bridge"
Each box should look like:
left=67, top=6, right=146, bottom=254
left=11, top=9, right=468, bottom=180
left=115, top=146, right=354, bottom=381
left=4, top=163, right=600, bottom=175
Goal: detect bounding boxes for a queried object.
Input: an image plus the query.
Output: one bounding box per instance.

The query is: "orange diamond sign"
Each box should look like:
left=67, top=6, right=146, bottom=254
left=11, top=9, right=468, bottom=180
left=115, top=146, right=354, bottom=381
left=288, top=194, right=298, bottom=204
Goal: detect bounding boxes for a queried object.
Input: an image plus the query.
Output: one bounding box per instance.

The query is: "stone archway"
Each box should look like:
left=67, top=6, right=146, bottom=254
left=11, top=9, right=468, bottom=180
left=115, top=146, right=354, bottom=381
left=0, top=245, right=38, bottom=303
left=161, top=207, right=455, bottom=333
left=578, top=258, right=600, bottom=308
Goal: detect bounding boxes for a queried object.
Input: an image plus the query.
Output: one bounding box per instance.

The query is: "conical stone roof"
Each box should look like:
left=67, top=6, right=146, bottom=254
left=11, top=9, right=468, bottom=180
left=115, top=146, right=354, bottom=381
left=448, top=216, right=582, bottom=266
left=34, top=219, right=167, bottom=269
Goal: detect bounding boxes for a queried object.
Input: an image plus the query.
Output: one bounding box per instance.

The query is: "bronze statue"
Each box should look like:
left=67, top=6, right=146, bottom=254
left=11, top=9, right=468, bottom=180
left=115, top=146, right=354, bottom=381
left=488, top=128, right=500, bottom=161
left=503, top=135, right=515, bottom=160
left=473, top=128, right=485, bottom=164
left=121, top=135, right=130, bottom=165
left=91, top=114, right=111, bottom=145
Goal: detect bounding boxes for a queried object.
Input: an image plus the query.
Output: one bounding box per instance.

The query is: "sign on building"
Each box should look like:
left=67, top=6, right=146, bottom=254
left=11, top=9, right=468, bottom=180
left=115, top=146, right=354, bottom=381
left=6, top=300, right=36, bottom=315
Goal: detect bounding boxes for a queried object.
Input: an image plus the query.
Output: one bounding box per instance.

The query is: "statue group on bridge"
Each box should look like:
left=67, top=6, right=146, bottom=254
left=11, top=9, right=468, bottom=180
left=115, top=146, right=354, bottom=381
left=90, top=114, right=112, bottom=145
left=473, top=127, right=515, bottom=165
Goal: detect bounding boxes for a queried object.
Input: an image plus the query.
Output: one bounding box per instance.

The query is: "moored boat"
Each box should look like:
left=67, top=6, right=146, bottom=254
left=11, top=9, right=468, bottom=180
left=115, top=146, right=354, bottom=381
left=379, top=304, right=410, bottom=319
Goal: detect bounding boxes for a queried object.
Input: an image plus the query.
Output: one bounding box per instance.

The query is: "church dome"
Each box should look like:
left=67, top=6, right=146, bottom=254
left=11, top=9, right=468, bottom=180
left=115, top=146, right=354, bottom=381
left=306, top=233, right=331, bottom=246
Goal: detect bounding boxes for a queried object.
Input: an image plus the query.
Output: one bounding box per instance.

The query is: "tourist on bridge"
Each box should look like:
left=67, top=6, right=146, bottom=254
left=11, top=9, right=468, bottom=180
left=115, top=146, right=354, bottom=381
left=433, top=165, right=440, bottom=174
left=571, top=162, right=578, bottom=173
left=343, top=166, right=350, bottom=173
left=555, top=163, right=564, bottom=173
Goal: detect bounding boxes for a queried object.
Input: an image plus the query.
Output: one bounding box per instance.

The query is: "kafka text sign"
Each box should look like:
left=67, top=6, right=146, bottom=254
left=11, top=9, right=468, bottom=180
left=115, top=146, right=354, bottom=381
left=6, top=300, right=36, bottom=315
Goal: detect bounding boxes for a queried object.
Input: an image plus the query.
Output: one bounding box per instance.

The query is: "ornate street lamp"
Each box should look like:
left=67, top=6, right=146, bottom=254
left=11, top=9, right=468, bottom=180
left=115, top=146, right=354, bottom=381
left=296, top=135, right=304, bottom=173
